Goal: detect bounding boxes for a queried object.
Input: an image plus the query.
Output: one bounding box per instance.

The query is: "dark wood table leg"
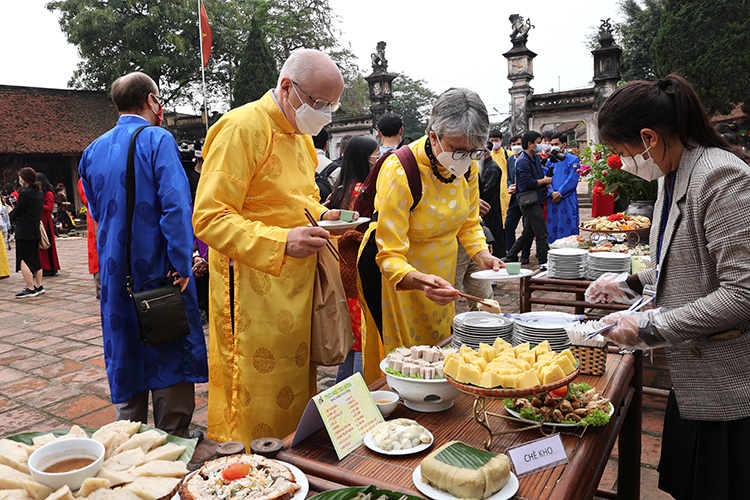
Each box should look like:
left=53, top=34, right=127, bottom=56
left=617, top=350, right=642, bottom=500
left=575, top=291, right=585, bottom=315
left=520, top=275, right=531, bottom=312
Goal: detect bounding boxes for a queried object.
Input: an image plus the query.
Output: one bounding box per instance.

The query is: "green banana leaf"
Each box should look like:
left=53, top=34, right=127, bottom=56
left=309, top=485, right=425, bottom=500
left=5, top=424, right=196, bottom=464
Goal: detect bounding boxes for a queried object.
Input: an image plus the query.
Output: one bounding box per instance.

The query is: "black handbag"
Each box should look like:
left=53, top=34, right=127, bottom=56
left=125, top=125, right=191, bottom=347
left=517, top=189, right=539, bottom=208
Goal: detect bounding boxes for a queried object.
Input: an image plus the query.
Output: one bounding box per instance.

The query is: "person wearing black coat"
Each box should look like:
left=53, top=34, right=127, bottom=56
left=9, top=168, right=44, bottom=298
left=478, top=147, right=505, bottom=258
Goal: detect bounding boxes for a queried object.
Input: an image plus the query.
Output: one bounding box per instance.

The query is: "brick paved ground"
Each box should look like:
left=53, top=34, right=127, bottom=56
left=0, top=213, right=672, bottom=498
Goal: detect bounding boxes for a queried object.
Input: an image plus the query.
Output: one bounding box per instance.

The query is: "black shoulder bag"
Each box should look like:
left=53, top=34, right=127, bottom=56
left=126, top=125, right=191, bottom=347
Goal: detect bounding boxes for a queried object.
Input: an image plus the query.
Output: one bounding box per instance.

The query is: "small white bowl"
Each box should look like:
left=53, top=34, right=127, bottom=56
left=380, top=359, right=461, bottom=412
left=28, top=438, right=105, bottom=491
left=371, top=390, right=399, bottom=417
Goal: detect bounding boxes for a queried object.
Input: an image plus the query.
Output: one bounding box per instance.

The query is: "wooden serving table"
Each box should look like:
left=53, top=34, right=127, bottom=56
left=278, top=347, right=642, bottom=500
left=520, top=271, right=630, bottom=318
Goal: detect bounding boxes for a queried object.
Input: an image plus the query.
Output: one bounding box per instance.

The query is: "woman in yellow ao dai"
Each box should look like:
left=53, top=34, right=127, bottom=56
left=361, top=88, right=504, bottom=382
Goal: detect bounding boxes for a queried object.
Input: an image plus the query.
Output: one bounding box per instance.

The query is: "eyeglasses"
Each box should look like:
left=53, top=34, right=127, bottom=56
left=436, top=133, right=485, bottom=161
left=291, top=80, right=340, bottom=112
left=151, top=94, right=162, bottom=105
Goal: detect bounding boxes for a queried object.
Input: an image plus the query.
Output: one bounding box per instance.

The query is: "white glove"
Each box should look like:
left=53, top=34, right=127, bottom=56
left=585, top=272, right=640, bottom=305
left=599, top=308, right=670, bottom=350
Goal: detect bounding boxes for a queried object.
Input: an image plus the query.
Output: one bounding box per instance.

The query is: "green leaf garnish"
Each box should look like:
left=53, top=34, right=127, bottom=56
left=434, top=442, right=497, bottom=470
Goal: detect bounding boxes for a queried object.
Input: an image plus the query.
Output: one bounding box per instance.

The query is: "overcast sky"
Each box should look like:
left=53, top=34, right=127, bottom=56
left=4, top=0, right=624, bottom=119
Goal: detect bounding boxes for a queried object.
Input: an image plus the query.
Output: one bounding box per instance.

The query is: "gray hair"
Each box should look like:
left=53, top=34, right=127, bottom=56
left=428, top=88, right=489, bottom=150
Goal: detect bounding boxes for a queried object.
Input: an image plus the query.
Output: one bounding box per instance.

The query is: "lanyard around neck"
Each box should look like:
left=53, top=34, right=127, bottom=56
left=656, top=172, right=677, bottom=281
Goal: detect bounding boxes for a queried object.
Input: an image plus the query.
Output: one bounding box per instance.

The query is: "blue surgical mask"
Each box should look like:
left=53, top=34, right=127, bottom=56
left=535, top=143, right=543, bottom=154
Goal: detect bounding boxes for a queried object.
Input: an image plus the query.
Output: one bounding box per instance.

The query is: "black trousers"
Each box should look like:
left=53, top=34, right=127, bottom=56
left=506, top=202, right=548, bottom=264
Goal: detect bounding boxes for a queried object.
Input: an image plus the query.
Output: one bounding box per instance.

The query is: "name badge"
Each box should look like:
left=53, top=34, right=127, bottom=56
left=506, top=433, right=569, bottom=477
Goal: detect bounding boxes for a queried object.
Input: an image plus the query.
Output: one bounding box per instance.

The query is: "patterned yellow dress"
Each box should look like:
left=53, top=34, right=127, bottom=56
left=193, top=91, right=327, bottom=446
left=0, top=233, right=9, bottom=278
left=360, top=136, right=488, bottom=382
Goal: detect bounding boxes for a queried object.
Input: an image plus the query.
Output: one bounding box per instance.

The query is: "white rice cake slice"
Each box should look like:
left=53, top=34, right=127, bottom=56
left=0, top=454, right=29, bottom=475
left=99, top=421, right=142, bottom=439
left=31, top=434, right=56, bottom=447
left=142, top=443, right=185, bottom=463
left=112, top=430, right=163, bottom=456
left=86, top=488, right=142, bottom=500
left=132, top=460, right=187, bottom=478
left=104, top=448, right=145, bottom=472
left=46, top=486, right=74, bottom=500
left=96, top=467, right=137, bottom=487
left=20, top=481, right=53, bottom=500
left=123, top=477, right=180, bottom=500
left=91, top=428, right=119, bottom=459
left=0, top=440, right=31, bottom=466
left=0, top=465, right=33, bottom=488
left=0, top=491, right=33, bottom=500
left=74, top=478, right=111, bottom=498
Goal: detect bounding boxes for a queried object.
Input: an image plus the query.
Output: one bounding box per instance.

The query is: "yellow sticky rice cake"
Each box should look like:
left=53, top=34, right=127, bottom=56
left=443, top=339, right=577, bottom=389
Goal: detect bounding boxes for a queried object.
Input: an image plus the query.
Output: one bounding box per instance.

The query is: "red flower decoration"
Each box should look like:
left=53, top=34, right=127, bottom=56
left=579, top=165, right=591, bottom=177
left=593, top=185, right=604, bottom=196
left=594, top=152, right=603, bottom=161
left=608, top=213, right=624, bottom=222
left=607, top=155, right=622, bottom=170
left=602, top=170, right=608, bottom=176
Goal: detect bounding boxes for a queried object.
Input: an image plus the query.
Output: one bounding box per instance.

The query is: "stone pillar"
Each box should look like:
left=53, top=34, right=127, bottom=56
left=365, top=41, right=396, bottom=129
left=593, top=19, right=622, bottom=107
left=504, top=15, right=537, bottom=136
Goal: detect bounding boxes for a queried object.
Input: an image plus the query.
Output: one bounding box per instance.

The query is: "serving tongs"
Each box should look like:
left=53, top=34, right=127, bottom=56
left=582, top=294, right=657, bottom=341
left=412, top=276, right=497, bottom=309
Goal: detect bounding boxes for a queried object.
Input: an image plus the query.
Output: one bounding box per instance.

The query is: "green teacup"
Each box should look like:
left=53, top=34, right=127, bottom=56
left=505, top=262, right=522, bottom=275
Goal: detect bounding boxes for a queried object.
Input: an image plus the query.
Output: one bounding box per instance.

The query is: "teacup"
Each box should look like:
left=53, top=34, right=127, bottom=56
left=505, top=262, right=522, bottom=275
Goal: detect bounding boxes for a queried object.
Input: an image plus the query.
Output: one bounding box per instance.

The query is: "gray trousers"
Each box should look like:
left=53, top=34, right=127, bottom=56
left=454, top=242, right=493, bottom=311
left=114, top=382, right=195, bottom=438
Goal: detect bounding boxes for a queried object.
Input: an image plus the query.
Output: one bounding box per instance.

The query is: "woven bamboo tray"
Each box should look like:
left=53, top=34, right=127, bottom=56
left=445, top=365, right=580, bottom=399
left=570, top=344, right=607, bottom=376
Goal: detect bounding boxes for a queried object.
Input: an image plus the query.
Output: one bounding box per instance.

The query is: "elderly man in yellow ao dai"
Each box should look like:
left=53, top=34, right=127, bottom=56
left=360, top=88, right=505, bottom=383
left=193, top=49, right=346, bottom=445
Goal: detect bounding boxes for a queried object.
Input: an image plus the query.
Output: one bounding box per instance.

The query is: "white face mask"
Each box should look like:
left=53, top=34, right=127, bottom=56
left=291, top=84, right=332, bottom=136
left=435, top=134, right=472, bottom=177
left=620, top=136, right=665, bottom=181
left=491, top=142, right=503, bottom=152
left=511, top=145, right=523, bottom=155
left=541, top=143, right=552, bottom=153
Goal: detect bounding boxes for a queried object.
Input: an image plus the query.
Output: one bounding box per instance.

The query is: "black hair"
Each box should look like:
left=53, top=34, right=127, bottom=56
left=521, top=131, right=541, bottom=150
left=36, top=172, right=55, bottom=194
left=3, top=183, right=13, bottom=196
left=598, top=74, right=743, bottom=160
left=338, top=134, right=353, bottom=154
left=541, top=130, right=554, bottom=140
left=19, top=168, right=41, bottom=192
left=509, top=134, right=522, bottom=144
left=551, top=132, right=567, bottom=144
left=313, top=128, right=330, bottom=150
left=715, top=123, right=741, bottom=146
left=329, top=135, right=378, bottom=209
left=489, top=129, right=503, bottom=139
left=377, top=113, right=403, bottom=137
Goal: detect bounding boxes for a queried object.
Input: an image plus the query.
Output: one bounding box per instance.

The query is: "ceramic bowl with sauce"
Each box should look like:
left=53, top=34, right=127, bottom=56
left=371, top=390, right=399, bottom=418
left=28, top=438, right=105, bottom=490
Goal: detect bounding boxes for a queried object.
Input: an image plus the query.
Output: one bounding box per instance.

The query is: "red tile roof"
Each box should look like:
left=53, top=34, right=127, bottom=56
left=0, top=85, right=119, bottom=155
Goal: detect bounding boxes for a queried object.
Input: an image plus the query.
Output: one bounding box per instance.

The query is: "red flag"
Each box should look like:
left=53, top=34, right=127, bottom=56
left=200, top=1, right=212, bottom=67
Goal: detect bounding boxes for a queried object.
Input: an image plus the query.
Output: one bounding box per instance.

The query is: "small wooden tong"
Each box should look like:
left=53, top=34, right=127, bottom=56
left=412, top=276, right=496, bottom=308
left=304, top=208, right=341, bottom=261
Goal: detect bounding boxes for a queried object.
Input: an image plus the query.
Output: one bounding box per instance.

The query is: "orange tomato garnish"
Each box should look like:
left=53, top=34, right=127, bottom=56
left=549, top=386, right=568, bottom=398
left=222, top=462, right=252, bottom=481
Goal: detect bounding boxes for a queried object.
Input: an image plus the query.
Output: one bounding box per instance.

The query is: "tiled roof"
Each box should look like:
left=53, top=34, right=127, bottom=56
left=0, top=85, right=119, bottom=155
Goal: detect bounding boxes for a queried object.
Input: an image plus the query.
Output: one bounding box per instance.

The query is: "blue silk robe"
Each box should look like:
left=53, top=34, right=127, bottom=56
left=546, top=152, right=580, bottom=244
left=79, top=115, right=208, bottom=404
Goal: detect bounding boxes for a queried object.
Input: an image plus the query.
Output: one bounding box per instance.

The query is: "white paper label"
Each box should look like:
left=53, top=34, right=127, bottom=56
left=506, top=433, right=569, bottom=477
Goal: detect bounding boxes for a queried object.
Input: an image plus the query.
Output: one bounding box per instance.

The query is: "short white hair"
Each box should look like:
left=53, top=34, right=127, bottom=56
left=277, top=49, right=320, bottom=88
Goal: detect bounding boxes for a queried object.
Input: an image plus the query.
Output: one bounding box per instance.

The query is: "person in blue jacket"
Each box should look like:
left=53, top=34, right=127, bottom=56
left=504, top=131, right=553, bottom=265
left=545, top=132, right=580, bottom=244
left=79, top=72, right=208, bottom=438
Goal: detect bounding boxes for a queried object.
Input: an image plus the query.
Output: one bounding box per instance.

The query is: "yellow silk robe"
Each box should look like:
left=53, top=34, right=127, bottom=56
left=193, top=91, right=326, bottom=446
left=491, top=149, right=512, bottom=224
left=360, top=137, right=488, bottom=383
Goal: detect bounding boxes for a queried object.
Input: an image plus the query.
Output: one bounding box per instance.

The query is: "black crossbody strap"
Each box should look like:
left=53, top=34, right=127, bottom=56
left=125, top=125, right=151, bottom=292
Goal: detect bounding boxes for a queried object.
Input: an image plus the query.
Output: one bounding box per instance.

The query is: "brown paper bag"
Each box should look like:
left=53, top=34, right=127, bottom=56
left=310, top=244, right=354, bottom=366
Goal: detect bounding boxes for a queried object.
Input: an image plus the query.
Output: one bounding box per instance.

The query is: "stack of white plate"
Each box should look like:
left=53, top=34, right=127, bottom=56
left=452, top=312, right=514, bottom=349
left=512, top=311, right=572, bottom=352
left=587, top=252, right=631, bottom=280
left=547, top=248, right=589, bottom=279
